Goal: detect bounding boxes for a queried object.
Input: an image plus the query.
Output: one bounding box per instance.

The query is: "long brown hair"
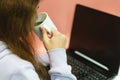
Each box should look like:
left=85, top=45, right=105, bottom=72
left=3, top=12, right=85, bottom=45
left=0, top=0, right=49, bottom=79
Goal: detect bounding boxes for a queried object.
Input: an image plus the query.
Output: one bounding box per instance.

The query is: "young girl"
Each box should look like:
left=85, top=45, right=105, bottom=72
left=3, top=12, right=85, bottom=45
left=0, top=0, right=76, bottom=80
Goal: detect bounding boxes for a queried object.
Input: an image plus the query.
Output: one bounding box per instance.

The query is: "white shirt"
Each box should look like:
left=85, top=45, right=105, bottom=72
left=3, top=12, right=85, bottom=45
left=0, top=41, right=77, bottom=80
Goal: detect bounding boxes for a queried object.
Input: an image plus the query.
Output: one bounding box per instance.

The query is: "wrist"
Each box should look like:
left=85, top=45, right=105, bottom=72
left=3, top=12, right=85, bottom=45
left=48, top=48, right=67, bottom=68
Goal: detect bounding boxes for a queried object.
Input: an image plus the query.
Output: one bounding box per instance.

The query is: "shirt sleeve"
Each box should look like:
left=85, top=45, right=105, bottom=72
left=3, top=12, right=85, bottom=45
left=48, top=48, right=77, bottom=80
left=36, top=53, right=49, bottom=66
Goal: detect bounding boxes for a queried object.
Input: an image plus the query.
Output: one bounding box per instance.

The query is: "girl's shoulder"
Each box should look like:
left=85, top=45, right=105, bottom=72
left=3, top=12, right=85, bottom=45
left=0, top=49, right=39, bottom=80
left=0, top=49, right=34, bottom=71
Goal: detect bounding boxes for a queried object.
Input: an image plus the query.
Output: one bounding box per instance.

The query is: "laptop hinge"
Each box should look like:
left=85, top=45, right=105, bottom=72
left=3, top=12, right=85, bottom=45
left=75, top=50, right=109, bottom=71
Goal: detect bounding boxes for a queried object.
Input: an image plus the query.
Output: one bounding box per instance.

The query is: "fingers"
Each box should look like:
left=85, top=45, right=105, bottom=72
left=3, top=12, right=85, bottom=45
left=40, top=27, right=49, bottom=41
left=50, top=28, right=59, bottom=36
left=40, top=27, right=59, bottom=40
left=40, top=27, right=67, bottom=51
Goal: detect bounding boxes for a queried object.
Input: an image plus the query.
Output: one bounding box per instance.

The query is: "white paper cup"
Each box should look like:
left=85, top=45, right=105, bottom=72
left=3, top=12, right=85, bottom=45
left=34, top=12, right=57, bottom=39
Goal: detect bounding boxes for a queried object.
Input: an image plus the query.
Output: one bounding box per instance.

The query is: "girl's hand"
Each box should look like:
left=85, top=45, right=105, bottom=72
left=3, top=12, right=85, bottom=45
left=40, top=27, right=67, bottom=51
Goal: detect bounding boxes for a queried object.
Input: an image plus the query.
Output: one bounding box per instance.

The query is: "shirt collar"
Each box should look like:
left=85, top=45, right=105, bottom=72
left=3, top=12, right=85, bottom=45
left=0, top=41, right=11, bottom=59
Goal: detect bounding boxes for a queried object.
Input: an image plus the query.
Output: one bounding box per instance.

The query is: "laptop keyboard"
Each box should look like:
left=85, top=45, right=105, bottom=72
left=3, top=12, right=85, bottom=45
left=67, top=54, right=108, bottom=80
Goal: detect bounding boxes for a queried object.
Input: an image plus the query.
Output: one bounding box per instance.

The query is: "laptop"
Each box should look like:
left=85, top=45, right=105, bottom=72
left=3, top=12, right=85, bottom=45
left=67, top=4, right=120, bottom=80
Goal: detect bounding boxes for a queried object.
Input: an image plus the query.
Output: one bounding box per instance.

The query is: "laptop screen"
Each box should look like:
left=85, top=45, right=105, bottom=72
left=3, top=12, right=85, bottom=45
left=69, top=4, right=120, bottom=75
